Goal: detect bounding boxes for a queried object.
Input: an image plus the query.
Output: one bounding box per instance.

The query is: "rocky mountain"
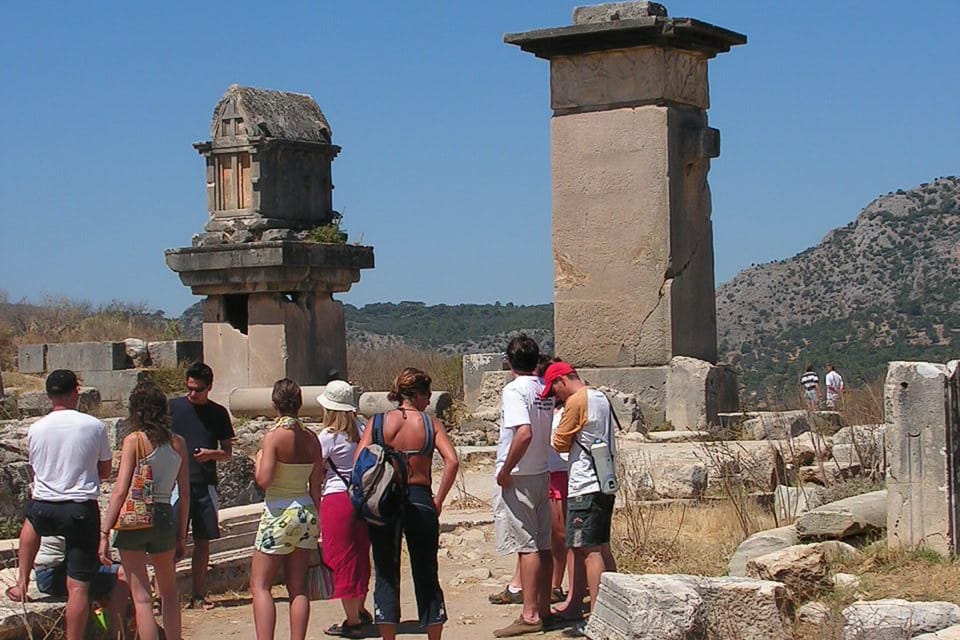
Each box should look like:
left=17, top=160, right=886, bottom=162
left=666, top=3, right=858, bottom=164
left=717, top=176, right=960, bottom=397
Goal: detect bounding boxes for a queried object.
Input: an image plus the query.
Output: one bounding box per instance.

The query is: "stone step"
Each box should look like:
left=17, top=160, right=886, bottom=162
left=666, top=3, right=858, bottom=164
left=183, top=530, right=257, bottom=559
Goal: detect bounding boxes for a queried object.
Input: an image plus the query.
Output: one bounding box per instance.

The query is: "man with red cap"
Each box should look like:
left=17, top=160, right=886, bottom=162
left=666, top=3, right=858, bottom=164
left=542, top=361, right=618, bottom=636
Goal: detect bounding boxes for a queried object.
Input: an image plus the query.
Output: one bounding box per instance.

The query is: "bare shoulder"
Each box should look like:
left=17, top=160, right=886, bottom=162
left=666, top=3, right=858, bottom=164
left=171, top=433, right=188, bottom=452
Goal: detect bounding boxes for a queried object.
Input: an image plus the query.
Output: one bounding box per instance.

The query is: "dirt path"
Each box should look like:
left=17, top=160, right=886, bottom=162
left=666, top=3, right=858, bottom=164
left=183, top=509, right=575, bottom=638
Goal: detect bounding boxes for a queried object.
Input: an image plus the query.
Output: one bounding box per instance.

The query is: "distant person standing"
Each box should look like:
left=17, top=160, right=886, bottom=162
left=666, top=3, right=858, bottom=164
left=799, top=365, right=820, bottom=410
left=825, top=364, right=845, bottom=409
left=11, top=370, right=112, bottom=640
left=169, top=362, right=235, bottom=610
left=493, top=336, right=555, bottom=638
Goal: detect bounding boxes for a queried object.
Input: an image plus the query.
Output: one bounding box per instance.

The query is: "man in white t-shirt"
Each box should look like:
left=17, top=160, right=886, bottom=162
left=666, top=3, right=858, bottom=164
left=493, top=336, right=555, bottom=637
left=825, top=364, right=844, bottom=408
left=9, top=370, right=112, bottom=640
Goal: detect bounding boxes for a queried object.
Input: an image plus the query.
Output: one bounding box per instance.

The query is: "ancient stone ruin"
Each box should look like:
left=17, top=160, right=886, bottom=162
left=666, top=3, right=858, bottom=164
left=166, top=85, right=374, bottom=406
left=504, top=0, right=744, bottom=429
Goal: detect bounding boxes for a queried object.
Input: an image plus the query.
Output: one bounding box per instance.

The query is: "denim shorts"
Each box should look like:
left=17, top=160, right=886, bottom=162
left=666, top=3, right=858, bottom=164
left=113, top=503, right=176, bottom=554
left=566, top=492, right=615, bottom=548
left=36, top=563, right=119, bottom=599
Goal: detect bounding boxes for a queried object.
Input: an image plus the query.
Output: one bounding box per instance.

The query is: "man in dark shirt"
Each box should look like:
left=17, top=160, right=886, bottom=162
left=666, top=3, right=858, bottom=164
left=169, top=362, right=234, bottom=609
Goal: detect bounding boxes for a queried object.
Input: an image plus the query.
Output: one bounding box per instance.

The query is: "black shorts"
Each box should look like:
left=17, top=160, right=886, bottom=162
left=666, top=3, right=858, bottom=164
left=25, top=500, right=100, bottom=583
left=179, top=484, right=220, bottom=541
left=565, top=492, right=614, bottom=549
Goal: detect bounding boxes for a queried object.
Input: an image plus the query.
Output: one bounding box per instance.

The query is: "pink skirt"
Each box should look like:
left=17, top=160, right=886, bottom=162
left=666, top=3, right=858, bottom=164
left=320, top=491, right=371, bottom=599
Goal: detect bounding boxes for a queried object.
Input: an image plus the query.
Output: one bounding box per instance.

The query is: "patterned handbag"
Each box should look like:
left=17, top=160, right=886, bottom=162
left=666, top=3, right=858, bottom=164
left=307, top=543, right=335, bottom=601
left=114, top=432, right=154, bottom=531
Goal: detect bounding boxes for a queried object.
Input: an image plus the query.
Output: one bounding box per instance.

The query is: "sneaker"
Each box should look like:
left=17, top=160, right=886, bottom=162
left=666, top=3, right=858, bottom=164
left=488, top=586, right=523, bottom=605
left=562, top=620, right=588, bottom=637
left=493, top=615, right=544, bottom=637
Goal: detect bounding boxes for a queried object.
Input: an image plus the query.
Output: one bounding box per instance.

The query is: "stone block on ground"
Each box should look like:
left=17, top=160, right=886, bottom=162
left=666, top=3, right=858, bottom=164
left=147, top=340, right=203, bottom=369
left=462, top=353, right=503, bottom=410
left=797, top=601, right=832, bottom=625
left=578, top=366, right=668, bottom=427
left=123, top=338, right=150, bottom=367
left=585, top=572, right=792, bottom=640
left=842, top=599, right=960, bottom=640
left=745, top=411, right=813, bottom=440
left=796, top=490, right=887, bottom=540
left=665, top=356, right=738, bottom=430
left=473, top=370, right=513, bottom=421
left=17, top=344, right=46, bottom=374
left=46, top=341, right=129, bottom=372
left=646, top=430, right=709, bottom=443
left=728, top=525, right=798, bottom=577
left=780, top=432, right=832, bottom=466
left=597, top=386, right=648, bottom=434
left=914, top=624, right=960, bottom=639
left=745, top=543, right=851, bottom=597
left=77, top=370, right=149, bottom=406
left=14, top=387, right=101, bottom=417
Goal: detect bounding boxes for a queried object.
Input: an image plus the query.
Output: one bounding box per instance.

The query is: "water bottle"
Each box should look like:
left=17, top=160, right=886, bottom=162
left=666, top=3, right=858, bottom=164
left=590, top=439, right=618, bottom=495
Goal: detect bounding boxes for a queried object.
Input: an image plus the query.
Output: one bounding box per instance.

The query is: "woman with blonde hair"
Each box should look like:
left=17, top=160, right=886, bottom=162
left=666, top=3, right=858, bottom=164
left=316, top=380, right=373, bottom=638
left=358, top=368, right=460, bottom=640
left=251, top=378, right=323, bottom=640
left=99, top=381, right=190, bottom=640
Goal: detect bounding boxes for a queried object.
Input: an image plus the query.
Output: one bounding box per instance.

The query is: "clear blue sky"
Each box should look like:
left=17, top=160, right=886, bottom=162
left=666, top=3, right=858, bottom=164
left=2, top=1, right=958, bottom=317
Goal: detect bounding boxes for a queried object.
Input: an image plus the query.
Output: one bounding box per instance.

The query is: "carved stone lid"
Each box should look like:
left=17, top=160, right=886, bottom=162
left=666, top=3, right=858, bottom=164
left=504, top=8, right=745, bottom=60
left=207, top=84, right=332, bottom=145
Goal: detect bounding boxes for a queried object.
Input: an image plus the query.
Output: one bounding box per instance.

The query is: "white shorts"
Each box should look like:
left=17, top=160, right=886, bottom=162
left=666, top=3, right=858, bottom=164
left=493, top=473, right=551, bottom=555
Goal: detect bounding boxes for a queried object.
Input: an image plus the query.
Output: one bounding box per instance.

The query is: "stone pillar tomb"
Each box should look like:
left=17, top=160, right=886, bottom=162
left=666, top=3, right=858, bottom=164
left=886, top=360, right=960, bottom=556
left=505, top=2, right=744, bottom=427
left=166, top=85, right=373, bottom=406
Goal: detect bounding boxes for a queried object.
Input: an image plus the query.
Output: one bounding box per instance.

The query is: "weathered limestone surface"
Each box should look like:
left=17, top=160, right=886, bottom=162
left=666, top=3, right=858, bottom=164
left=796, top=490, right=887, bottom=541
left=147, top=340, right=203, bottom=369
left=797, top=601, right=832, bottom=625
left=46, top=342, right=128, bottom=372
left=15, top=387, right=101, bottom=417
left=572, top=1, right=667, bottom=25
left=585, top=572, right=791, bottom=640
left=462, top=353, right=502, bottom=410
left=842, top=599, right=960, bottom=640
left=79, top=370, right=148, bottom=410
left=745, top=541, right=859, bottom=597
left=17, top=344, right=46, bottom=374
left=886, top=361, right=957, bottom=555
left=728, top=525, right=798, bottom=577
left=580, top=366, right=668, bottom=425
left=915, top=625, right=960, bottom=639
left=665, top=356, right=738, bottom=429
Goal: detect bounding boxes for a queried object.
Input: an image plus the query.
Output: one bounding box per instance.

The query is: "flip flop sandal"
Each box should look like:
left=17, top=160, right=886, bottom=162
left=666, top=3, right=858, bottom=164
left=359, top=609, right=374, bottom=625
left=550, top=586, right=566, bottom=604
left=189, top=596, right=216, bottom=611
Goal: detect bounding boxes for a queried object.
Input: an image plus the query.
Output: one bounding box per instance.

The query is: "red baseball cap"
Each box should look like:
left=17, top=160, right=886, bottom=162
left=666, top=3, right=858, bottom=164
left=540, top=361, right=575, bottom=399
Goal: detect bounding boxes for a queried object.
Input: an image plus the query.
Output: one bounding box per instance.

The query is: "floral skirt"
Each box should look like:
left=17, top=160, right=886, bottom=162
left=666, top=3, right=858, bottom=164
left=254, top=497, right=318, bottom=555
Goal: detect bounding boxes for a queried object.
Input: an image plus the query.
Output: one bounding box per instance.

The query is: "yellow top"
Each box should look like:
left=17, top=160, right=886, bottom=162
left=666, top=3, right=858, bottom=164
left=265, top=462, right=314, bottom=501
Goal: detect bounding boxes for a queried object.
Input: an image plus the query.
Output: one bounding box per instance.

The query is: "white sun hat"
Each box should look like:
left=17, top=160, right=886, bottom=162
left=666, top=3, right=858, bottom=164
left=317, top=380, right=357, bottom=412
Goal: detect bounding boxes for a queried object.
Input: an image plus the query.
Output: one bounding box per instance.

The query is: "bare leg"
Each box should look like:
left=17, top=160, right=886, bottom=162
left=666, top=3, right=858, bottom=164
left=379, top=623, right=397, bottom=639
left=191, top=539, right=210, bottom=601
left=549, top=499, right=567, bottom=591
left=151, top=550, right=181, bottom=640
left=13, top=519, right=39, bottom=600
left=509, top=557, right=521, bottom=589
left=536, top=549, right=553, bottom=620
left=426, top=622, right=443, bottom=639
left=284, top=548, right=310, bottom=640
left=341, top=596, right=363, bottom=625
left=119, top=551, right=157, bottom=640
left=250, top=551, right=281, bottom=640
left=518, top=550, right=543, bottom=623
left=601, top=543, right=617, bottom=573
left=556, top=548, right=586, bottom=619
left=583, top=548, right=605, bottom=613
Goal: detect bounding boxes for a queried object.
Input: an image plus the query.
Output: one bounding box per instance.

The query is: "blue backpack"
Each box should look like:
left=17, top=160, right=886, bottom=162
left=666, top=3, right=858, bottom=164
left=349, top=412, right=434, bottom=526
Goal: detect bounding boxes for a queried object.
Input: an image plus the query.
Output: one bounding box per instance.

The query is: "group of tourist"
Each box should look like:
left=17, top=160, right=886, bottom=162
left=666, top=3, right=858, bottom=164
left=7, top=362, right=233, bottom=640
left=488, top=336, right=618, bottom=638
left=249, top=368, right=459, bottom=640
left=9, top=335, right=621, bottom=639
left=799, top=363, right=845, bottom=410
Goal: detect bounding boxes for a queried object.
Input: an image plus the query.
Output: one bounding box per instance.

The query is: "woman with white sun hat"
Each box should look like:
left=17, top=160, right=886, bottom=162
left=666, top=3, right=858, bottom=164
left=316, top=380, right=372, bottom=638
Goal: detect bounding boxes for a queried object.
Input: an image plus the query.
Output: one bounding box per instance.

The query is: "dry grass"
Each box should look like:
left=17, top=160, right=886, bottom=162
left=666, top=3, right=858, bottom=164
left=838, top=377, right=885, bottom=426
left=0, top=295, right=172, bottom=370
left=1, top=371, right=44, bottom=392
left=612, top=500, right=775, bottom=577
left=346, top=345, right=463, bottom=399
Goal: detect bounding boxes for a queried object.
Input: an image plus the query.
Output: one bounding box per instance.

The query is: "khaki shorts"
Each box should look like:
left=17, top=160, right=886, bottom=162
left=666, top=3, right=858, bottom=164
left=493, top=473, right=551, bottom=555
